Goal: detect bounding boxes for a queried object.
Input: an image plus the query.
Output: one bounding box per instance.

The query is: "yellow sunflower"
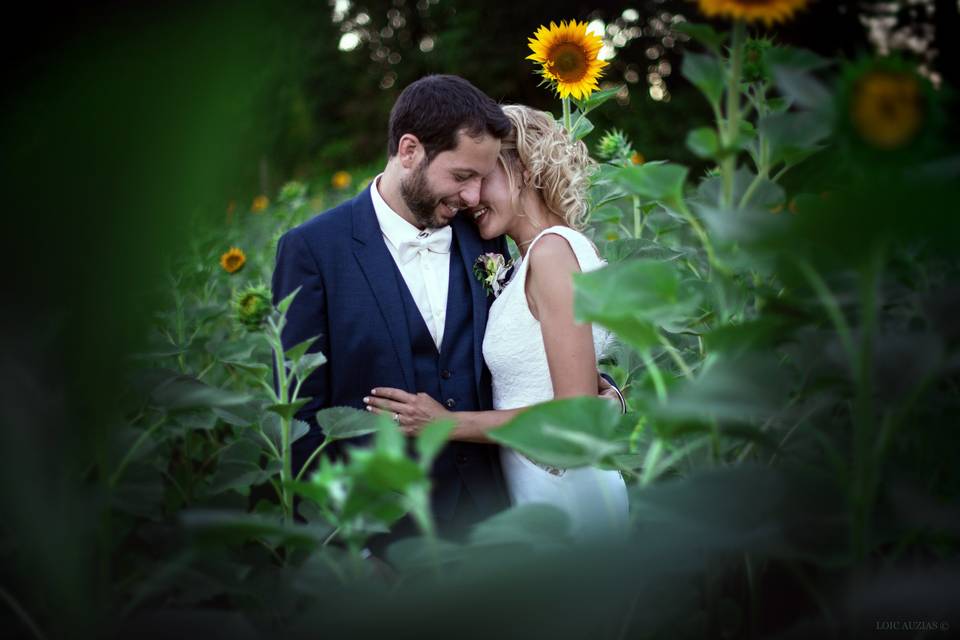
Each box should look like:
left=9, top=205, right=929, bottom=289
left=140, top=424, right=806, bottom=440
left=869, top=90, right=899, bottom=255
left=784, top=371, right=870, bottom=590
left=850, top=70, right=923, bottom=150
left=527, top=21, right=608, bottom=100
left=251, top=195, right=269, bottom=213
left=696, top=0, right=809, bottom=26
left=220, top=247, right=246, bottom=274
left=331, top=170, right=352, bottom=190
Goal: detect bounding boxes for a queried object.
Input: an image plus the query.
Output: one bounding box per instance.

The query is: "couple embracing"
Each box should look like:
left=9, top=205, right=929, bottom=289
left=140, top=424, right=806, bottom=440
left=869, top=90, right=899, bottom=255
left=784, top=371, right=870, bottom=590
left=272, top=74, right=628, bottom=556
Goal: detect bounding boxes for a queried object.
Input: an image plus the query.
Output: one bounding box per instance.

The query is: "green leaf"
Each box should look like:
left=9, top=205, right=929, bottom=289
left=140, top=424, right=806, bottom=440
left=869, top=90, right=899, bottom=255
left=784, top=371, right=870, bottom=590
left=686, top=127, right=720, bottom=159
left=574, top=259, right=700, bottom=349
left=385, top=537, right=466, bottom=572
left=765, top=45, right=831, bottom=73
left=416, top=419, right=456, bottom=470
left=211, top=403, right=260, bottom=427
left=284, top=335, right=319, bottom=363
left=315, top=406, right=382, bottom=441
left=205, top=439, right=282, bottom=497
left=588, top=203, right=623, bottom=224
left=266, top=397, right=311, bottom=421
left=340, top=448, right=424, bottom=522
left=652, top=355, right=790, bottom=425
left=149, top=371, right=255, bottom=411
left=758, top=111, right=830, bottom=168
left=292, top=350, right=327, bottom=380
left=598, top=239, right=687, bottom=264
left=488, top=397, right=625, bottom=468
left=374, top=417, right=406, bottom=456
left=682, top=52, right=725, bottom=107
left=468, top=504, right=573, bottom=548
left=614, top=162, right=689, bottom=208
left=572, top=85, right=623, bottom=116
left=290, top=456, right=349, bottom=509
left=261, top=414, right=310, bottom=452
left=771, top=66, right=831, bottom=112
left=276, top=285, right=301, bottom=315
left=180, top=509, right=332, bottom=548
left=673, top=22, right=724, bottom=54
left=174, top=410, right=218, bottom=432
left=221, top=359, right=270, bottom=379
left=570, top=112, right=595, bottom=140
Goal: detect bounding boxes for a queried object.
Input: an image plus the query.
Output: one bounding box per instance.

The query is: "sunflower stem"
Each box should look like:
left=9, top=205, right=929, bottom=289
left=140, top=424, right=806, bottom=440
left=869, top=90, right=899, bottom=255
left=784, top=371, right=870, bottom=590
left=721, top=20, right=746, bottom=211
left=562, top=97, right=572, bottom=137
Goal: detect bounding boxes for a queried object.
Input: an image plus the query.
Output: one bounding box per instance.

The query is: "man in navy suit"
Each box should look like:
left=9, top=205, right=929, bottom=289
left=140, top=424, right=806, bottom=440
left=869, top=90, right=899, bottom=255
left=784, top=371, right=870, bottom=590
left=271, top=75, right=514, bottom=550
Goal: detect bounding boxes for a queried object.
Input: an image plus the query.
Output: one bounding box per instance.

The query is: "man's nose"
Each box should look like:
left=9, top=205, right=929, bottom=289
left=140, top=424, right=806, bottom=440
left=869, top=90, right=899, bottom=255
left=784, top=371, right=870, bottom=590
left=459, top=178, right=482, bottom=207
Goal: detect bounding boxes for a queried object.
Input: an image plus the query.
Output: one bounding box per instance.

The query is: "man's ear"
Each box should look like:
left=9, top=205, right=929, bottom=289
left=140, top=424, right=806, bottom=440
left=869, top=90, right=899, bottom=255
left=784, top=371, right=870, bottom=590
left=397, top=134, right=422, bottom=169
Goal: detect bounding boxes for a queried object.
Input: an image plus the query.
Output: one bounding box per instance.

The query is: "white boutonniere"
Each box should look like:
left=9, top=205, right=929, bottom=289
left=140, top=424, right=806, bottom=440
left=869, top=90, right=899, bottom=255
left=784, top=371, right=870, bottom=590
left=473, top=252, right=513, bottom=297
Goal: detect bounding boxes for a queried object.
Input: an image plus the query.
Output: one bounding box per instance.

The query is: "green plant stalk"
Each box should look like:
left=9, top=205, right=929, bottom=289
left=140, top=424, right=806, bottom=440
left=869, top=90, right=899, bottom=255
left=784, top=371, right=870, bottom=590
left=280, top=414, right=293, bottom=526
left=708, top=417, right=723, bottom=465
left=641, top=350, right=667, bottom=404
left=295, top=440, right=329, bottom=482
left=562, top=97, right=572, bottom=136
left=109, top=416, right=166, bottom=487
left=640, top=438, right=664, bottom=486
left=632, top=196, right=643, bottom=238
left=739, top=83, right=771, bottom=211
left=795, top=258, right=857, bottom=368
left=721, top=20, right=746, bottom=210
left=653, top=437, right=711, bottom=481
left=270, top=333, right=294, bottom=525
left=744, top=552, right=760, bottom=639
left=851, top=244, right=884, bottom=561
left=0, top=586, right=48, bottom=640
left=174, top=291, right=187, bottom=373
left=673, top=198, right=724, bottom=277
left=657, top=333, right=694, bottom=378
left=628, top=415, right=647, bottom=453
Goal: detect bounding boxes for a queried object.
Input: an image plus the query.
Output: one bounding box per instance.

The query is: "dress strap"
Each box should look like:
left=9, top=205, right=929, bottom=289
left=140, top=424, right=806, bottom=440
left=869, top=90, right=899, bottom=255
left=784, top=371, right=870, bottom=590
left=521, top=226, right=602, bottom=274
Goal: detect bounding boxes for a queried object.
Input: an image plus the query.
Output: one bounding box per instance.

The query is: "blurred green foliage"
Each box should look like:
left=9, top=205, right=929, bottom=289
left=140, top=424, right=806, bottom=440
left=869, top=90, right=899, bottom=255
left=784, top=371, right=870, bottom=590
left=2, top=1, right=959, bottom=638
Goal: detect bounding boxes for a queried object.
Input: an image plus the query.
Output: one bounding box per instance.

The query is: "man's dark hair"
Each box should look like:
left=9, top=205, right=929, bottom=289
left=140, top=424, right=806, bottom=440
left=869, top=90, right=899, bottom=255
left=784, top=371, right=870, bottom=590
left=387, top=74, right=511, bottom=162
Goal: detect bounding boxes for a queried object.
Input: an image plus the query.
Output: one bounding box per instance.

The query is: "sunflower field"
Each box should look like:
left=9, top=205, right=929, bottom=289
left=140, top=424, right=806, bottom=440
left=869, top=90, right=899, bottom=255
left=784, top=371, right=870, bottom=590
left=2, top=1, right=959, bottom=639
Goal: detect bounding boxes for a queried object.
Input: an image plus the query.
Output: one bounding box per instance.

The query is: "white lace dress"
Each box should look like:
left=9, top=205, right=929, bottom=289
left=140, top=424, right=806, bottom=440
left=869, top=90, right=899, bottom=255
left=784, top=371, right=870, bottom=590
left=482, top=226, right=629, bottom=540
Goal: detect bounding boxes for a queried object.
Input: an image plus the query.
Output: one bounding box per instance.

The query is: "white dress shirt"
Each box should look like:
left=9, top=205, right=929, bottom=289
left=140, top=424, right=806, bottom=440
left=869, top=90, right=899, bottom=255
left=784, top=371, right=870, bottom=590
left=370, top=174, right=451, bottom=350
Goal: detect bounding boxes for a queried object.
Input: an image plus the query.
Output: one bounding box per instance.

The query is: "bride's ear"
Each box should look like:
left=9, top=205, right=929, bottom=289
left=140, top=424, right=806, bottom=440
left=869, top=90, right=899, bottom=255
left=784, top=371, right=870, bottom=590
left=521, top=168, right=533, bottom=188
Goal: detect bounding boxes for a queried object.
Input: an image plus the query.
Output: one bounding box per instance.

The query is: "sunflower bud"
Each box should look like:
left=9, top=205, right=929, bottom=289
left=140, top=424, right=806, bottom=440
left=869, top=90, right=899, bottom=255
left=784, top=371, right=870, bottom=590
left=742, top=36, right=774, bottom=84
left=596, top=129, right=635, bottom=165
left=233, top=284, right=273, bottom=332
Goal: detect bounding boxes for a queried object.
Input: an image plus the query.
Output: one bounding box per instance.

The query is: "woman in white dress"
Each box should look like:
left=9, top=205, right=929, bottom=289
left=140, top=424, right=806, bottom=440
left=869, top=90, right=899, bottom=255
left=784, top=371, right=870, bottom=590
left=366, top=104, right=628, bottom=539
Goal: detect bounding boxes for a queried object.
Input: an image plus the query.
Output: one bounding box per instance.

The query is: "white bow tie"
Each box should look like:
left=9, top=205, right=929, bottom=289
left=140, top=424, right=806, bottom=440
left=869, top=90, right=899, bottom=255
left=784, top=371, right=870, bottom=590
left=396, top=227, right=453, bottom=264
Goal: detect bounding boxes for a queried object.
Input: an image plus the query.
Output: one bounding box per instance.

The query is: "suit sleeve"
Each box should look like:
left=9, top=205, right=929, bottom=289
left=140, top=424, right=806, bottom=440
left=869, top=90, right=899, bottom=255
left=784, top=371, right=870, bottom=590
left=271, top=229, right=330, bottom=434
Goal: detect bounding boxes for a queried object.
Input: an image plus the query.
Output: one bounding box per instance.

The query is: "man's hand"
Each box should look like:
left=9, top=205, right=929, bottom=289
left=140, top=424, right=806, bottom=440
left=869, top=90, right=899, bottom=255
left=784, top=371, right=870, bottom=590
left=597, top=372, right=626, bottom=414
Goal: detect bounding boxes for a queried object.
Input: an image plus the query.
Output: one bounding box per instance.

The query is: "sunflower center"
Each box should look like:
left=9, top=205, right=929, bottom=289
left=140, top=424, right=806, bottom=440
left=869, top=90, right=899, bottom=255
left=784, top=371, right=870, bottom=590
left=852, top=72, right=923, bottom=149
left=548, top=43, right=588, bottom=82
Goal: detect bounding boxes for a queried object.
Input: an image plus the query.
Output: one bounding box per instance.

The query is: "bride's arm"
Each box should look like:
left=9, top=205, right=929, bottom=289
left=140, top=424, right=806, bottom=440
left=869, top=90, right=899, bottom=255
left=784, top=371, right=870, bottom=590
left=525, top=234, right=598, bottom=399
left=363, top=389, right=524, bottom=443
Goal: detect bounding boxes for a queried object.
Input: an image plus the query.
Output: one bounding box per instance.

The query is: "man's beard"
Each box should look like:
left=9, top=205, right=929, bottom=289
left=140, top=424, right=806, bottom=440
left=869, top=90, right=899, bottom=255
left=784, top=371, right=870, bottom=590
left=400, top=159, right=454, bottom=229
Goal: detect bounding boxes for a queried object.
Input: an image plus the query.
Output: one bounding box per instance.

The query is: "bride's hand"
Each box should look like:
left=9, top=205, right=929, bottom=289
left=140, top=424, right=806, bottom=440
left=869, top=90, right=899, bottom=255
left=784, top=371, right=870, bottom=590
left=597, top=373, right=627, bottom=414
left=363, top=387, right=452, bottom=436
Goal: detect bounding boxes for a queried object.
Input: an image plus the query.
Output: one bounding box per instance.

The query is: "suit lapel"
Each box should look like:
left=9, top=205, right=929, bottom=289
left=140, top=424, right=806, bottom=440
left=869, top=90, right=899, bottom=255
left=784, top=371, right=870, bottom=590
left=351, top=186, right=415, bottom=390
left=451, top=213, right=489, bottom=397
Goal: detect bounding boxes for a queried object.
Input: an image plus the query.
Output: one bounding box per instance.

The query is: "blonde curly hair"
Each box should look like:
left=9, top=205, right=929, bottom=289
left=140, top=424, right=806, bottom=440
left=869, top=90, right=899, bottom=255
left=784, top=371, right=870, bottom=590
left=498, top=104, right=596, bottom=230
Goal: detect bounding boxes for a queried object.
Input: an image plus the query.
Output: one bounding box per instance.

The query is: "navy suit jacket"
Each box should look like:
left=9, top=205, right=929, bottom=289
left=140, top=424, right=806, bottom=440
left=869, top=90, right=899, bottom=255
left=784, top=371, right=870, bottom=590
left=271, top=184, right=511, bottom=520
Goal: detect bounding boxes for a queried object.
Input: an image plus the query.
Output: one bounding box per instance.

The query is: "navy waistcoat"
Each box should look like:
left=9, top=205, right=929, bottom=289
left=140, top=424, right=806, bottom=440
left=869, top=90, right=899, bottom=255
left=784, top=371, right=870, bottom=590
left=395, top=233, right=484, bottom=520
